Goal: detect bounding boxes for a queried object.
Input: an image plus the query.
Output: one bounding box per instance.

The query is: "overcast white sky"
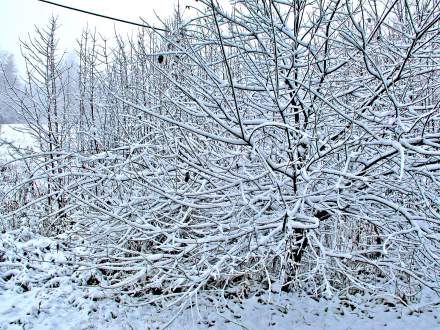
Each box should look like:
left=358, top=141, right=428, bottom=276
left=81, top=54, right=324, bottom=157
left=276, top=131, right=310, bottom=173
left=0, top=0, right=213, bottom=71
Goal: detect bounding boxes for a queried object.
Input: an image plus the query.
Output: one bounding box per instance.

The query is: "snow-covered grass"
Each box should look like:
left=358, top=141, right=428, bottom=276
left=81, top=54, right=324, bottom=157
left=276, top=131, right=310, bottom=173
left=0, top=229, right=439, bottom=330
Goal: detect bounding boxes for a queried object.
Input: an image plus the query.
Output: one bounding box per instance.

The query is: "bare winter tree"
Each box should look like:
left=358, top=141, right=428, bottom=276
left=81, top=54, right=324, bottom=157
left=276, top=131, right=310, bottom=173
left=5, top=17, right=75, bottom=233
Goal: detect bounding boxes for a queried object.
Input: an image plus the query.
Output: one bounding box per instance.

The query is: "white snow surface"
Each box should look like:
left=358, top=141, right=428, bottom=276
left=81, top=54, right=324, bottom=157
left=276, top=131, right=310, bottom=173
left=0, top=124, right=37, bottom=160
left=0, top=230, right=439, bottom=330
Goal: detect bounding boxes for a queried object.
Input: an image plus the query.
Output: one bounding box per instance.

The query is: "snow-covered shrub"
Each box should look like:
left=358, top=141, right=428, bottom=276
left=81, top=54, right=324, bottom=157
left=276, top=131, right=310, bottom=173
left=4, top=0, right=440, bottom=306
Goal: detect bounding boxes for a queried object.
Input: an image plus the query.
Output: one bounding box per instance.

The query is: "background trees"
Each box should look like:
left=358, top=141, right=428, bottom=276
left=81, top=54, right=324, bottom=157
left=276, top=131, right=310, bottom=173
left=0, top=50, right=20, bottom=124
left=3, top=0, right=440, bottom=305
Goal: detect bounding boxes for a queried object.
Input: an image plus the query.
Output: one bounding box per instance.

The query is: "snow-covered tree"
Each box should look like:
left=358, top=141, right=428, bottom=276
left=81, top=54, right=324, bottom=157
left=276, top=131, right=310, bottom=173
left=7, top=17, right=75, bottom=233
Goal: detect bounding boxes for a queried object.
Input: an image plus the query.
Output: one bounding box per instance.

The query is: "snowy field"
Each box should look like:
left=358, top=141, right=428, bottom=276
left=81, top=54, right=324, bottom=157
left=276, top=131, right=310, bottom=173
left=0, top=124, right=37, bottom=160
left=0, top=126, right=439, bottom=329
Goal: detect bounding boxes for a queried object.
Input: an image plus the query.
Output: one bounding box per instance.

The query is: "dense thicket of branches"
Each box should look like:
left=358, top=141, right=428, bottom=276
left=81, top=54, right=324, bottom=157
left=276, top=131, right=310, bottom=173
left=2, top=0, right=440, bottom=305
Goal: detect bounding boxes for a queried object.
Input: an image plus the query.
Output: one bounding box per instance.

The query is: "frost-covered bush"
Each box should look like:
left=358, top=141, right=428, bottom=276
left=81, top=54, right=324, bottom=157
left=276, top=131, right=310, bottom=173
left=5, top=0, right=440, bottom=305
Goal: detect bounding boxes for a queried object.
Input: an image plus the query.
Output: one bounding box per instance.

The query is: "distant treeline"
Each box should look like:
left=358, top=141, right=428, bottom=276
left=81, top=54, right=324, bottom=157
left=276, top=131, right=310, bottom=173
left=0, top=50, right=21, bottom=124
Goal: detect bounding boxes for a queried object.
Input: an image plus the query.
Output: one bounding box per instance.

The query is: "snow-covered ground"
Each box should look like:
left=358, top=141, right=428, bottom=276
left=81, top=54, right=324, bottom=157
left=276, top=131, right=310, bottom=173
left=0, top=124, right=37, bottom=160
left=0, top=229, right=439, bottom=330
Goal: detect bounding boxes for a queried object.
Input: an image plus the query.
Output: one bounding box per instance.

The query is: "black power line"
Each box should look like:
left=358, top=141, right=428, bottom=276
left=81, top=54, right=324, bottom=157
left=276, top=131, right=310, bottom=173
left=36, top=0, right=169, bottom=32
